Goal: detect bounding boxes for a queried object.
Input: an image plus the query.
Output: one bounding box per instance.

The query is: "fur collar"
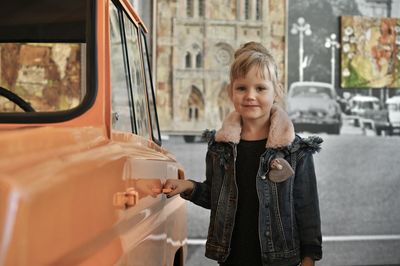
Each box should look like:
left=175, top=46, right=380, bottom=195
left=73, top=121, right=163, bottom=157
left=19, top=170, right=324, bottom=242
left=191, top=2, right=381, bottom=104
left=215, top=104, right=295, bottom=149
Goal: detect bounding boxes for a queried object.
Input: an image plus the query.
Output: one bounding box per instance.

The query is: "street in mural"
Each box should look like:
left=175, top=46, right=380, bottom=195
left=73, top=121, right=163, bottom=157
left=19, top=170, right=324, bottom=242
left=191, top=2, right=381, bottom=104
left=287, top=0, right=400, bottom=91
left=286, top=0, right=400, bottom=137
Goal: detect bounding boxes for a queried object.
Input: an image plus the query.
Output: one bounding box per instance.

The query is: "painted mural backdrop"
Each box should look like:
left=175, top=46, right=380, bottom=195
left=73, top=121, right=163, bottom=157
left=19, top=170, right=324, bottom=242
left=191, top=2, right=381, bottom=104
left=341, top=16, right=400, bottom=88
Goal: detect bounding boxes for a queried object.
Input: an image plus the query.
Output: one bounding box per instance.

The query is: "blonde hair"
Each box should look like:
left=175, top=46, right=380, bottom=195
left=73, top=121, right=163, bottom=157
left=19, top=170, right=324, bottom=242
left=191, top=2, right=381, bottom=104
left=229, top=42, right=285, bottom=107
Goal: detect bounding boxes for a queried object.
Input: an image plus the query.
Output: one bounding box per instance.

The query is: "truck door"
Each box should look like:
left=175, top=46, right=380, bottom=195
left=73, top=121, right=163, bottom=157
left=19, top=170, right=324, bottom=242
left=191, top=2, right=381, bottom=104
left=109, top=1, right=173, bottom=264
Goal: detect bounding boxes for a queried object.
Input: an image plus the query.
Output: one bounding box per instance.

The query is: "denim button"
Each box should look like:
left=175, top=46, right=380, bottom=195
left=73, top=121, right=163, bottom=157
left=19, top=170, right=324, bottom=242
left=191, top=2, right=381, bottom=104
left=260, top=175, right=266, bottom=180
left=265, top=231, right=270, bottom=236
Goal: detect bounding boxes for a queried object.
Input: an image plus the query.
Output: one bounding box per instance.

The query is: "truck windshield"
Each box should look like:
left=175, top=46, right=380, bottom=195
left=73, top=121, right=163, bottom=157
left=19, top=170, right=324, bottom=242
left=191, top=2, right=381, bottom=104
left=0, top=0, right=91, bottom=116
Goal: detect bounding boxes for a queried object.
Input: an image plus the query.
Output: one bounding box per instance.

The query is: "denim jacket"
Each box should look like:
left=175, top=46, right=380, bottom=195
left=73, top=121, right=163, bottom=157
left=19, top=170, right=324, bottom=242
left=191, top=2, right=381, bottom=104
left=181, top=106, right=322, bottom=266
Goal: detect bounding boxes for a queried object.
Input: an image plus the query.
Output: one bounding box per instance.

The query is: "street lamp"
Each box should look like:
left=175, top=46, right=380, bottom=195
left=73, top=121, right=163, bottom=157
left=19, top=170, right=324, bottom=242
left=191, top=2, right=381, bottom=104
left=291, top=17, right=312, bottom=82
left=325, top=33, right=340, bottom=89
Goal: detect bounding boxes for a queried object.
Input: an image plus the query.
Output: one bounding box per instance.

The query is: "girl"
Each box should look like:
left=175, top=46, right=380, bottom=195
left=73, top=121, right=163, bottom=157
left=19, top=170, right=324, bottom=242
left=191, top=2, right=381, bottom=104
left=164, top=42, right=322, bottom=266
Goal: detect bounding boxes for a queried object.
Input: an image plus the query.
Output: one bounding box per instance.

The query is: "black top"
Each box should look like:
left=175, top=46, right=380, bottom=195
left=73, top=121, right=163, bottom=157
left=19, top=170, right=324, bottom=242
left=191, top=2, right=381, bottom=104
left=222, top=138, right=266, bottom=266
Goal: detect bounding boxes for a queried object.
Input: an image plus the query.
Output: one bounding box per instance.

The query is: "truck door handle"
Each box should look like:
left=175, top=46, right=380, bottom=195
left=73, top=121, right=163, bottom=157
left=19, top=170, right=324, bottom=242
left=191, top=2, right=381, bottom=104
left=113, top=187, right=139, bottom=208
left=178, top=168, right=185, bottom=179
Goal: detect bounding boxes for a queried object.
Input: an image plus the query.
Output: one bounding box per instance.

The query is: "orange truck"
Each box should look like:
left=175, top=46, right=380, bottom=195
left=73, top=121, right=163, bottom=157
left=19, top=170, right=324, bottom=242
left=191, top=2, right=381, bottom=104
left=0, top=0, right=187, bottom=265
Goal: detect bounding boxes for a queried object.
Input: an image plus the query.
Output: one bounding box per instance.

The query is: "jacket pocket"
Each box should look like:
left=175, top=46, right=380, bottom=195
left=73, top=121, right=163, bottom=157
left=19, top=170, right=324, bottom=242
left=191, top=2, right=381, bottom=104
left=269, top=176, right=296, bottom=251
left=210, top=171, right=229, bottom=244
left=208, top=152, right=226, bottom=243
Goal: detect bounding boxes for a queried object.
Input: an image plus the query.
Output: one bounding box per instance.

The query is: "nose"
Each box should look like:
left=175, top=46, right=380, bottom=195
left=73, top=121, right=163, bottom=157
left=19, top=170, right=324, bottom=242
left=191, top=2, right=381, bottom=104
left=244, top=88, right=256, bottom=100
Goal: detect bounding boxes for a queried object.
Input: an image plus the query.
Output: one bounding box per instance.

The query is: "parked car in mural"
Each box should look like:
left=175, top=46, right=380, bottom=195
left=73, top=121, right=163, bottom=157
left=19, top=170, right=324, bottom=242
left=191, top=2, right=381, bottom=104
left=287, top=81, right=342, bottom=134
left=0, top=0, right=187, bottom=265
left=386, top=95, right=400, bottom=135
left=349, top=95, right=391, bottom=135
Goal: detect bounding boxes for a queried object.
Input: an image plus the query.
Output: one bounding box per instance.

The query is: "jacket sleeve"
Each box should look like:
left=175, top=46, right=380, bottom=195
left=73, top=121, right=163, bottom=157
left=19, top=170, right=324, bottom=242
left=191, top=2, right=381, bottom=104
left=293, top=150, right=322, bottom=261
left=180, top=149, right=213, bottom=209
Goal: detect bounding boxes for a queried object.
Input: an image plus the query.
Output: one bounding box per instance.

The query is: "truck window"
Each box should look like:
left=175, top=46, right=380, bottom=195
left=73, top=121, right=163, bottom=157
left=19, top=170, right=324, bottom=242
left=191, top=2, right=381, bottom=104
left=0, top=0, right=93, bottom=123
left=122, top=13, right=150, bottom=139
left=110, top=1, right=134, bottom=132
left=0, top=43, right=85, bottom=112
left=140, top=31, right=161, bottom=144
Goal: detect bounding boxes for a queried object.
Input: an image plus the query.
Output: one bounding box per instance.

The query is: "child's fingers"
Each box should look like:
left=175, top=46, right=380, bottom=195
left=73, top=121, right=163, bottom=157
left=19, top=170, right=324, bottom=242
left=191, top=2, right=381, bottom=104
left=163, top=179, right=193, bottom=198
left=162, top=188, right=173, bottom=193
left=166, top=190, right=179, bottom=198
left=150, top=187, right=172, bottom=196
left=163, top=180, right=177, bottom=190
left=271, top=159, right=283, bottom=170
left=163, top=179, right=180, bottom=198
left=166, top=186, right=183, bottom=198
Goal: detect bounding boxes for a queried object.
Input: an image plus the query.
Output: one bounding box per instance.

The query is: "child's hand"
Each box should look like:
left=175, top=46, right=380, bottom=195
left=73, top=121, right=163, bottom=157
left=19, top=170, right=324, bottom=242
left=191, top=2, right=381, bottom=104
left=269, top=158, right=294, bottom=183
left=300, top=256, right=315, bottom=266
left=270, top=159, right=283, bottom=170
left=163, top=179, right=194, bottom=198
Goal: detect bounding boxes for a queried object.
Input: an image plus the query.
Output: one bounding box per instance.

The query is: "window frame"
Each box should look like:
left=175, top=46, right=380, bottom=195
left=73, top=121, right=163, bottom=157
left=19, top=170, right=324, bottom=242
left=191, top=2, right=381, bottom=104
left=0, top=0, right=97, bottom=124
left=110, top=0, right=135, bottom=133
left=120, top=10, right=151, bottom=139
left=139, top=28, right=162, bottom=145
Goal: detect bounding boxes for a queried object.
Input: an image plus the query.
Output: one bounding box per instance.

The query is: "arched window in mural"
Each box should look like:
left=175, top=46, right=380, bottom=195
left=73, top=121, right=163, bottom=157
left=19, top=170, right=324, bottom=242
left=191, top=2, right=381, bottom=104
left=186, top=0, right=194, bottom=17
left=198, top=0, right=205, bottom=17
left=185, top=52, right=192, bottom=68
left=196, top=52, right=202, bottom=68
left=218, top=83, right=232, bottom=121
left=188, top=85, right=204, bottom=121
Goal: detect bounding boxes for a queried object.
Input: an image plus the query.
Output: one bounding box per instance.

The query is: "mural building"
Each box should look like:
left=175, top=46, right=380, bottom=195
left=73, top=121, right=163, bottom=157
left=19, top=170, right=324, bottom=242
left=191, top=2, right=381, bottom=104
left=155, top=0, right=286, bottom=136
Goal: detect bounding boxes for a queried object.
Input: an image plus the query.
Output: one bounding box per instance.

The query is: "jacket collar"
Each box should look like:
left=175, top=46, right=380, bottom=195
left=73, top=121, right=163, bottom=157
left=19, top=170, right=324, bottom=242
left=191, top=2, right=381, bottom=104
left=215, top=104, right=295, bottom=149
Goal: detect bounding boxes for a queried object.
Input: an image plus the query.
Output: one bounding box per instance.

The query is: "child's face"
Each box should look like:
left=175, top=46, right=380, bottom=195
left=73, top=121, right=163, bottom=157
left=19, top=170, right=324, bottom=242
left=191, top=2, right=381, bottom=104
left=230, top=65, right=276, bottom=122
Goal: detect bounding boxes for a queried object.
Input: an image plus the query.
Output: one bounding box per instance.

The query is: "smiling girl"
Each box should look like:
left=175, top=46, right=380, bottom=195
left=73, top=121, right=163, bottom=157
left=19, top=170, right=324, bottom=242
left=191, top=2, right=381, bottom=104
left=164, top=42, right=322, bottom=266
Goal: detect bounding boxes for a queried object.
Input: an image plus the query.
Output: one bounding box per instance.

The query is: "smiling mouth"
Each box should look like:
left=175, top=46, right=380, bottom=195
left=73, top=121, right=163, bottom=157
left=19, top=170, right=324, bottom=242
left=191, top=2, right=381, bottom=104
left=243, top=105, right=259, bottom=107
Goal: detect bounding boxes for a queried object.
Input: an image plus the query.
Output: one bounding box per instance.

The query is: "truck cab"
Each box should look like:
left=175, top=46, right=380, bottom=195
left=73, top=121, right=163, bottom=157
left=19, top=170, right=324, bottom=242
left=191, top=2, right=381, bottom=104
left=0, top=0, right=187, bottom=265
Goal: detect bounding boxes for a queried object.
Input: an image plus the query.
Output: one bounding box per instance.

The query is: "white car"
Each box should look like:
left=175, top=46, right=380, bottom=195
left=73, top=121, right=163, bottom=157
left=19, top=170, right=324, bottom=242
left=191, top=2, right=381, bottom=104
left=287, top=82, right=342, bottom=134
left=350, top=95, right=391, bottom=135
left=386, top=96, right=400, bottom=134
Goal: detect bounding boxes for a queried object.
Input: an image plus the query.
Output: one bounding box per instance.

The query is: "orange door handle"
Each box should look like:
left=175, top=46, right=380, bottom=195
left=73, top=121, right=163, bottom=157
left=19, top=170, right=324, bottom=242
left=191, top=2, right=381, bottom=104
left=178, top=168, right=185, bottom=180
left=113, top=187, right=139, bottom=208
